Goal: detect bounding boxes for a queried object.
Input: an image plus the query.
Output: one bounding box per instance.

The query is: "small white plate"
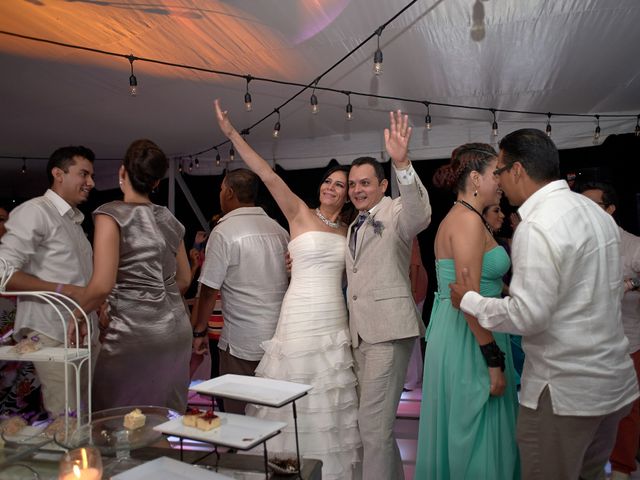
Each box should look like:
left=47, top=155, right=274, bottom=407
left=112, top=456, right=233, bottom=479
left=154, top=412, right=287, bottom=450
left=190, top=374, right=311, bottom=407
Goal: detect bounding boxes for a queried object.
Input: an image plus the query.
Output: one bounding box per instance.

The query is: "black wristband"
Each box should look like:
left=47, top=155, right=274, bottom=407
left=192, top=329, right=207, bottom=338
left=479, top=341, right=506, bottom=371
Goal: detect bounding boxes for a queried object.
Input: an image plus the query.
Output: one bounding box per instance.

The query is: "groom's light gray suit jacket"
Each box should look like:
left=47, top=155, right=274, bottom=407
left=345, top=173, right=431, bottom=347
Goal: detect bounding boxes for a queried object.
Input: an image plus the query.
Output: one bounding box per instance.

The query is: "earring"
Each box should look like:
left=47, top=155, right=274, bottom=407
left=119, top=180, right=123, bottom=186
left=473, top=189, right=478, bottom=197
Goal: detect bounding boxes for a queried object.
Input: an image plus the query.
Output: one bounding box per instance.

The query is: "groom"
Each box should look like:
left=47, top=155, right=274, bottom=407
left=346, top=111, right=431, bottom=479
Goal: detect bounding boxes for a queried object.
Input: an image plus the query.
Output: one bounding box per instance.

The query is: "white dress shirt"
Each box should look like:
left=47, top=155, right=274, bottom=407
left=0, top=189, right=95, bottom=343
left=619, top=226, right=640, bottom=353
left=461, top=180, right=639, bottom=416
left=198, top=207, right=289, bottom=361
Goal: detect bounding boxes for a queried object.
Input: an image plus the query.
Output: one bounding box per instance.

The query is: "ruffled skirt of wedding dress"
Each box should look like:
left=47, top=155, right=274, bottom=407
left=247, top=328, right=361, bottom=479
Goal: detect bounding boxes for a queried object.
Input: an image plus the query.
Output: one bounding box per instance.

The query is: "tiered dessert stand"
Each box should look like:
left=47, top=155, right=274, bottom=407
left=0, top=258, right=93, bottom=475
left=189, top=374, right=313, bottom=478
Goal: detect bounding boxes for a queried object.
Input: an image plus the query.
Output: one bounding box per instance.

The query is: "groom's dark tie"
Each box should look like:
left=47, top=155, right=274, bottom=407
left=349, top=212, right=368, bottom=257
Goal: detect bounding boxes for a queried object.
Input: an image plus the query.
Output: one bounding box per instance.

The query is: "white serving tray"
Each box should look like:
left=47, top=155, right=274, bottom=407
left=154, top=412, right=287, bottom=450
left=190, top=374, right=312, bottom=407
left=112, top=456, right=233, bottom=479
left=0, top=345, right=89, bottom=362
left=1, top=425, right=65, bottom=452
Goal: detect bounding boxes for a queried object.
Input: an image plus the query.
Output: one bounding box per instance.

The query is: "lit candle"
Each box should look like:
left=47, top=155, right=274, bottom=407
left=60, top=466, right=101, bottom=480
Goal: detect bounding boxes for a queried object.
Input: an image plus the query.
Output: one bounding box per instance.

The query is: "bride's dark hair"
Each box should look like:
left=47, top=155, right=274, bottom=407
left=433, top=143, right=497, bottom=193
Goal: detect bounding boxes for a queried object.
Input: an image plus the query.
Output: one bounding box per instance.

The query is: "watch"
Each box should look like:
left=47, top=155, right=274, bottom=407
left=192, top=329, right=207, bottom=338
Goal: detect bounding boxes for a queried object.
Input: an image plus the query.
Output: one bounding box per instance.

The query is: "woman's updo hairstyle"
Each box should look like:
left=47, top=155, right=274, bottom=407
left=432, top=143, right=497, bottom=193
left=123, top=139, right=169, bottom=194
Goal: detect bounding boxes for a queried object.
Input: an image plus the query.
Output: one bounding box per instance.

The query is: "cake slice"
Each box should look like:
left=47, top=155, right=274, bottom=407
left=182, top=408, right=203, bottom=428
left=195, top=410, right=221, bottom=431
left=123, top=408, right=146, bottom=430
left=0, top=416, right=27, bottom=436
left=11, top=335, right=42, bottom=354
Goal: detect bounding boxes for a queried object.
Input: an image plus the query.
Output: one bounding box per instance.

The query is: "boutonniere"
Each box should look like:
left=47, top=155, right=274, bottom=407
left=367, top=216, right=385, bottom=236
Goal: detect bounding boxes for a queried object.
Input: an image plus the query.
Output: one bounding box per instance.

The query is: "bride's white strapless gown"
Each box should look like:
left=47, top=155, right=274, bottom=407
left=247, top=231, right=361, bottom=479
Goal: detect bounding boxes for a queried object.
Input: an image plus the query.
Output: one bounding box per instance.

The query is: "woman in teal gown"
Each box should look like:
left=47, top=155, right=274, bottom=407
left=416, top=144, right=520, bottom=479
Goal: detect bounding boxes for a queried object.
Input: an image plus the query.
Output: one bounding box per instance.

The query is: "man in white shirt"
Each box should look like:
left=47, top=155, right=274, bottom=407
left=192, top=168, right=289, bottom=414
left=0, top=146, right=97, bottom=417
left=450, top=129, right=639, bottom=480
left=578, top=181, right=640, bottom=480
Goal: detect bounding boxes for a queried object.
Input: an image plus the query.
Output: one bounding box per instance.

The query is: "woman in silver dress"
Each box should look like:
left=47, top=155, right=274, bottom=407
left=77, top=139, right=192, bottom=412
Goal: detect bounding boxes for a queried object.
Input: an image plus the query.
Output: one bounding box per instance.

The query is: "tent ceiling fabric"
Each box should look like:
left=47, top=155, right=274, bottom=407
left=1, top=0, right=639, bottom=195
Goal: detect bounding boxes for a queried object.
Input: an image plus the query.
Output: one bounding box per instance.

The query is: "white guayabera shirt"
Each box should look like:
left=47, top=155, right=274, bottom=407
left=461, top=180, right=639, bottom=416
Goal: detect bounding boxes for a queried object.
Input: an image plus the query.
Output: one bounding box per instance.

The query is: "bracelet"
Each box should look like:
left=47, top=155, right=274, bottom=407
left=192, top=329, right=207, bottom=338
left=55, top=283, right=64, bottom=294
left=479, top=341, right=506, bottom=371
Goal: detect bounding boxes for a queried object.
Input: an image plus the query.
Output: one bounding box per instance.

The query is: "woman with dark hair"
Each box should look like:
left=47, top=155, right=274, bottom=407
left=415, top=143, right=519, bottom=479
left=77, top=139, right=192, bottom=412
left=214, top=100, right=360, bottom=479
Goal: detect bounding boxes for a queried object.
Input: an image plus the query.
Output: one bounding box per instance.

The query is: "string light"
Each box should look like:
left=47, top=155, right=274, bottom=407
left=128, top=55, right=138, bottom=96
left=545, top=112, right=552, bottom=137
left=635, top=115, right=640, bottom=137
left=594, top=114, right=601, bottom=143
left=178, top=159, right=183, bottom=173
left=215, top=148, right=221, bottom=166
left=491, top=109, right=498, bottom=137
left=194, top=157, right=200, bottom=169
left=188, top=158, right=193, bottom=172
left=373, top=27, right=384, bottom=75
left=424, top=102, right=432, bottom=130
left=21, top=157, right=27, bottom=174
left=310, top=82, right=319, bottom=115
left=273, top=109, right=281, bottom=138
left=229, top=147, right=235, bottom=162
left=244, top=75, right=252, bottom=112
left=346, top=93, right=353, bottom=121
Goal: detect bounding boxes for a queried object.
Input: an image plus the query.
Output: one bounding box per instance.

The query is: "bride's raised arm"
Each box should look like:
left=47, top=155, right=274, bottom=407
left=214, top=99, right=307, bottom=224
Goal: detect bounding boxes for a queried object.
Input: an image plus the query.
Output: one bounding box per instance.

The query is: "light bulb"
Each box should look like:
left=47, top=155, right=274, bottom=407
left=310, top=94, right=319, bottom=115
left=373, top=48, right=383, bottom=76
left=188, top=161, right=193, bottom=172
left=194, top=158, right=200, bottom=169
left=129, top=74, right=137, bottom=96
left=215, top=153, right=221, bottom=166
left=346, top=103, right=353, bottom=121
left=273, top=121, right=281, bottom=138
left=593, top=125, right=601, bottom=142
left=492, top=120, right=498, bottom=137
left=229, top=147, right=235, bottom=162
left=425, top=114, right=432, bottom=130
left=244, top=92, right=252, bottom=112
left=546, top=123, right=552, bottom=137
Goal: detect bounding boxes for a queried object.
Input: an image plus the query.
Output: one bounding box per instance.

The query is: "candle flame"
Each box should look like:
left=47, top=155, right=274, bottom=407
left=81, top=448, right=88, bottom=469
left=73, top=464, right=81, bottom=478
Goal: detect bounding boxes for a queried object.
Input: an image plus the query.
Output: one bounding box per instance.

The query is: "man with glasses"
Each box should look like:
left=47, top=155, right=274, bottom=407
left=450, top=129, right=638, bottom=480
left=578, top=181, right=640, bottom=480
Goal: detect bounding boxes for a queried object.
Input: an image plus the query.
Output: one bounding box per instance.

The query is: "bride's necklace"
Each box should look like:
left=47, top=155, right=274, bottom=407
left=315, top=208, right=341, bottom=229
left=454, top=199, right=494, bottom=235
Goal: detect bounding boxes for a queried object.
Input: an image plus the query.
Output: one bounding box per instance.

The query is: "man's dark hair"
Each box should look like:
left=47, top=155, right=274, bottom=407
left=225, top=168, right=259, bottom=204
left=46, top=146, right=95, bottom=186
left=351, top=157, right=386, bottom=183
left=498, top=129, right=559, bottom=182
left=575, top=181, right=619, bottom=208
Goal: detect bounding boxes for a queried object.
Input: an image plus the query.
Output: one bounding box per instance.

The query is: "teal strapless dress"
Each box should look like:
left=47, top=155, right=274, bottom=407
left=416, top=246, right=520, bottom=479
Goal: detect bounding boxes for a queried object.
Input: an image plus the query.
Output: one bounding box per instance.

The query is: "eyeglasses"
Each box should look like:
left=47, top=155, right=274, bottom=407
left=493, top=164, right=512, bottom=176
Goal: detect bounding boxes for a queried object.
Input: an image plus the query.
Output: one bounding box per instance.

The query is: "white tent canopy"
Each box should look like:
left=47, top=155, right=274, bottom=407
left=1, top=0, right=639, bottom=197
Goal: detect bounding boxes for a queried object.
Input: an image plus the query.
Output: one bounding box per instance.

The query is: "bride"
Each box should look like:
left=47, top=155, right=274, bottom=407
left=214, top=99, right=361, bottom=479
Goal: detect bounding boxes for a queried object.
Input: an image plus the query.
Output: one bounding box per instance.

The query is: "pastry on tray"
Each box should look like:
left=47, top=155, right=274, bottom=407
left=43, top=416, right=77, bottom=438
left=0, top=416, right=28, bottom=436
left=11, top=335, right=42, bottom=354
left=195, top=410, right=221, bottom=431
left=123, top=408, right=146, bottom=430
left=182, top=407, right=203, bottom=428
